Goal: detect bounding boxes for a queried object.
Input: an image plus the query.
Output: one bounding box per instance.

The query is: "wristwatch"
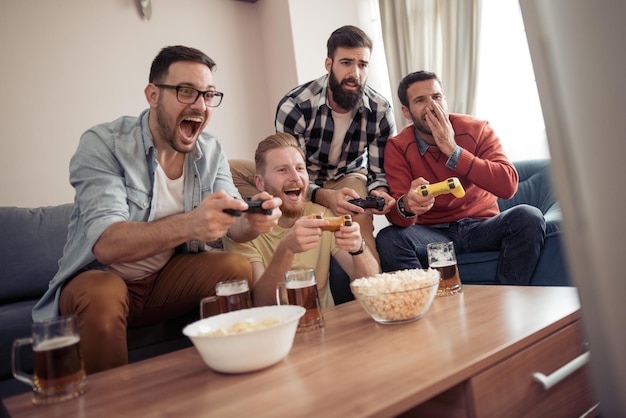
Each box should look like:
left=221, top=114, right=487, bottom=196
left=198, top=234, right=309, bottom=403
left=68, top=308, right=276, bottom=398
left=349, top=238, right=366, bottom=256
left=397, top=195, right=416, bottom=218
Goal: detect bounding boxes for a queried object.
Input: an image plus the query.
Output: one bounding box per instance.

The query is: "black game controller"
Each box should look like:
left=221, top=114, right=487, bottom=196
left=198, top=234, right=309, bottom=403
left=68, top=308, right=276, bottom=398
left=348, top=196, right=385, bottom=211
left=244, top=199, right=273, bottom=215
left=223, top=198, right=273, bottom=217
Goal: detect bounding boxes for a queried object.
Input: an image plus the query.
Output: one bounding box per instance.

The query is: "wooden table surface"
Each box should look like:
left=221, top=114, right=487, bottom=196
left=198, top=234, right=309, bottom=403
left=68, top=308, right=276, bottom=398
left=3, top=285, right=581, bottom=418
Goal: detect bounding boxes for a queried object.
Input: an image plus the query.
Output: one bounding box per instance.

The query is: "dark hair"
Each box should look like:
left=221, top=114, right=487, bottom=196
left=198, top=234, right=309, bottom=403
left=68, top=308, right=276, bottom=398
left=326, top=25, right=373, bottom=59
left=149, top=45, right=216, bottom=83
left=255, top=133, right=304, bottom=175
left=397, top=71, right=442, bottom=107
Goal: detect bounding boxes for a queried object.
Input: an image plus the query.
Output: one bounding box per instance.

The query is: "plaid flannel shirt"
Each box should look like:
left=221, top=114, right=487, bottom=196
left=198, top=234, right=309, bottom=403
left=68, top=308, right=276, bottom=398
left=275, top=74, right=396, bottom=195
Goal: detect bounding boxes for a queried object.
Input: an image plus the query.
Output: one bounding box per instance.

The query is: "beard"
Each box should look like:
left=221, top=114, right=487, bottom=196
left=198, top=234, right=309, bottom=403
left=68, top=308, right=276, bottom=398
left=411, top=112, right=433, bottom=136
left=264, top=182, right=306, bottom=219
left=328, top=69, right=363, bottom=110
left=155, top=98, right=200, bottom=154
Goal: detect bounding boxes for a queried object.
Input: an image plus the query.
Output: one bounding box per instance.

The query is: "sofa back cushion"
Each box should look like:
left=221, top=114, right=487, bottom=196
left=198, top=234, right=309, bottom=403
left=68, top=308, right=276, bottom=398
left=0, top=204, right=73, bottom=303
left=498, top=159, right=556, bottom=213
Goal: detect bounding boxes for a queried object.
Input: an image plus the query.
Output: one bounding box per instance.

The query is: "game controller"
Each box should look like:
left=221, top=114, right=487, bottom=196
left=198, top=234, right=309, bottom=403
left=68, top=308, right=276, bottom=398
left=348, top=196, right=385, bottom=211
left=223, top=198, right=273, bottom=217
left=418, top=177, right=466, bottom=198
left=308, top=214, right=352, bottom=232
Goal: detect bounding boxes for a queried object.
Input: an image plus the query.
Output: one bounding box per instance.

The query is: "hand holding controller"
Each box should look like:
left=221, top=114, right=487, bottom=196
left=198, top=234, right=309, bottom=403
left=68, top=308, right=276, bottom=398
left=223, top=198, right=273, bottom=217
left=418, top=177, right=465, bottom=198
left=308, top=214, right=352, bottom=232
left=348, top=196, right=385, bottom=211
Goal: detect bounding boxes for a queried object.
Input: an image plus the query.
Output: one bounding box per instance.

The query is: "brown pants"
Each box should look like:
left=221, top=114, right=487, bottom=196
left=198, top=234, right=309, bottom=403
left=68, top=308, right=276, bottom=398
left=228, top=159, right=380, bottom=264
left=59, top=251, right=252, bottom=374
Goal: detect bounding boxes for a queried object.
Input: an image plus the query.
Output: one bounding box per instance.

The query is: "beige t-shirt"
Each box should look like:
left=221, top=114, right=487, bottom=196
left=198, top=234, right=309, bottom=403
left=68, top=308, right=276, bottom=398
left=223, top=202, right=339, bottom=309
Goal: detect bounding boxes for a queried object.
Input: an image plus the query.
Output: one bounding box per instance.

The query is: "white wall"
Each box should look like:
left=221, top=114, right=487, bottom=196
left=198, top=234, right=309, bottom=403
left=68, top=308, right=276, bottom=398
left=0, top=0, right=390, bottom=208
left=0, top=0, right=271, bottom=207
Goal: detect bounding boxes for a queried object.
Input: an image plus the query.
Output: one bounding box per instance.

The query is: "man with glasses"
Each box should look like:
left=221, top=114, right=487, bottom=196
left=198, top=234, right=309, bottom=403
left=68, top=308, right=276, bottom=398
left=33, top=45, right=281, bottom=375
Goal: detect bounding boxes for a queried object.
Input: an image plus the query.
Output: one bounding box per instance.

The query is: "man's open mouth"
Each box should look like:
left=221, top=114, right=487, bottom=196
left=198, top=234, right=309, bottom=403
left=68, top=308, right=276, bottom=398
left=180, top=117, right=203, bottom=140
left=284, top=187, right=302, bottom=199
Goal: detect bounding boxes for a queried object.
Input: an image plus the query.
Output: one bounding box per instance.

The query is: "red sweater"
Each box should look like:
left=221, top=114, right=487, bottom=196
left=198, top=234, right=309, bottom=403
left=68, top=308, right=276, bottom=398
left=385, top=114, right=518, bottom=227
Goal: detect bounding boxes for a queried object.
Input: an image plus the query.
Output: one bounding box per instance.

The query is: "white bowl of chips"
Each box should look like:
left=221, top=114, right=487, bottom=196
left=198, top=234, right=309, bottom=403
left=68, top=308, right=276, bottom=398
left=183, top=305, right=305, bottom=373
left=350, top=269, right=440, bottom=324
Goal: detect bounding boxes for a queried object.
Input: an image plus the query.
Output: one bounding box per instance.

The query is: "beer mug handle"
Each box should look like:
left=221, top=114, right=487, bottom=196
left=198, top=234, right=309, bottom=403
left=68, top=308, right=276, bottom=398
left=12, top=337, right=35, bottom=387
left=200, top=296, right=218, bottom=319
left=275, top=282, right=288, bottom=306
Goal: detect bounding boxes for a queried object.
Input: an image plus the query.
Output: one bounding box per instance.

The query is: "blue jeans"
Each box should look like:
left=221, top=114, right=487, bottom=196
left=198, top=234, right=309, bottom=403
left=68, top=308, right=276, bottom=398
left=376, top=205, right=546, bottom=285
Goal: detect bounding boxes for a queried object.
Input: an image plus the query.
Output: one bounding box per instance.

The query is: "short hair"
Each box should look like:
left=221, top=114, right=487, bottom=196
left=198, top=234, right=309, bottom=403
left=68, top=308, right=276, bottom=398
left=326, top=25, right=373, bottom=59
left=397, top=71, right=442, bottom=107
left=149, top=45, right=216, bottom=83
left=255, top=133, right=305, bottom=175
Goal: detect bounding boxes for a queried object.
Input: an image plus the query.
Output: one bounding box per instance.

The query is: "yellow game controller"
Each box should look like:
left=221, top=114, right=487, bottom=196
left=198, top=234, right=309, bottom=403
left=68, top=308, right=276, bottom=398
left=308, top=214, right=352, bottom=232
left=418, top=177, right=465, bottom=198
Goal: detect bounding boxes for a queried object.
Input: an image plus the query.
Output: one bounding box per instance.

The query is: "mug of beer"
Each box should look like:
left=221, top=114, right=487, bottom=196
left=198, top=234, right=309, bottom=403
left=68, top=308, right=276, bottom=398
left=12, top=315, right=87, bottom=405
left=200, top=279, right=252, bottom=319
left=276, top=268, right=324, bottom=332
left=427, top=241, right=463, bottom=296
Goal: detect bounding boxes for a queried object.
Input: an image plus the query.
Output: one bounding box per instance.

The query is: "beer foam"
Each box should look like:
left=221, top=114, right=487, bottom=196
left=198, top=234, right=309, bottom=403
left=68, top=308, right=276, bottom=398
left=285, top=280, right=315, bottom=290
left=34, top=335, right=80, bottom=352
left=429, top=261, right=456, bottom=268
left=216, top=282, right=249, bottom=296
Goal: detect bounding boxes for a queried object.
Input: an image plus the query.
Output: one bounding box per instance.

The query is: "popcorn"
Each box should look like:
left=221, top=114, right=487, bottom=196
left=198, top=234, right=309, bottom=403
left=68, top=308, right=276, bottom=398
left=200, top=317, right=281, bottom=336
left=351, top=269, right=440, bottom=323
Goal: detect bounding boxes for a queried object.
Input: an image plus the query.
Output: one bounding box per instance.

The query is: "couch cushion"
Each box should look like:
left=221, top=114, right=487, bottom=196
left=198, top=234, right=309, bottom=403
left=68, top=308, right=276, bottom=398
left=0, top=300, right=38, bottom=381
left=498, top=159, right=557, bottom=214
left=0, top=204, right=73, bottom=303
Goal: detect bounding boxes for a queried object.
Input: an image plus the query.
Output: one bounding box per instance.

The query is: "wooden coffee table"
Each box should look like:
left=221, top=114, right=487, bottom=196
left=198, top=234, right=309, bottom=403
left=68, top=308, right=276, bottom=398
left=3, top=285, right=598, bottom=417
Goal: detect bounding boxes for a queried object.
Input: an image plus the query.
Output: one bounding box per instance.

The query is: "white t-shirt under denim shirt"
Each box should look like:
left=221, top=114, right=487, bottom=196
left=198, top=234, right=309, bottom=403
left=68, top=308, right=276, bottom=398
left=106, top=163, right=184, bottom=281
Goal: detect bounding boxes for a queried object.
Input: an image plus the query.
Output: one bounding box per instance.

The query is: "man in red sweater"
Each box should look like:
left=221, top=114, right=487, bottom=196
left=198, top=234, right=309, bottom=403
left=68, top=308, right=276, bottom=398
left=377, top=71, right=545, bottom=284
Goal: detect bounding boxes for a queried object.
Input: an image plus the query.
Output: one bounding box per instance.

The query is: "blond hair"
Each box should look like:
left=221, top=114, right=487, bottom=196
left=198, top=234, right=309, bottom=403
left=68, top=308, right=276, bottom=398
left=254, top=133, right=305, bottom=175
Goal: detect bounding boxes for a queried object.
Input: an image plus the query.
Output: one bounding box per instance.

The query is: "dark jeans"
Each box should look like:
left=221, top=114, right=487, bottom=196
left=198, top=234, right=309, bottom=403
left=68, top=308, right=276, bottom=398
left=376, top=205, right=546, bottom=285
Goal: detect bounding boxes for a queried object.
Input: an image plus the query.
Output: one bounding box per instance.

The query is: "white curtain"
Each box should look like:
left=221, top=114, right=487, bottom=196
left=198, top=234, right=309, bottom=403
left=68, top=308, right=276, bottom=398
left=379, top=0, right=481, bottom=129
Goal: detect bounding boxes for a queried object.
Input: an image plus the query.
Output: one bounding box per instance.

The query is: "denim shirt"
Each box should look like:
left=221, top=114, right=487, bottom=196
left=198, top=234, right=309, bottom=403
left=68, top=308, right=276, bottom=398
left=32, top=109, right=241, bottom=322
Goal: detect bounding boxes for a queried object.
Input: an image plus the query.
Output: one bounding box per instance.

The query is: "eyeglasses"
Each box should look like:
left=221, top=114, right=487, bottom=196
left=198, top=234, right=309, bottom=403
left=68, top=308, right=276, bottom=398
left=154, top=84, right=224, bottom=107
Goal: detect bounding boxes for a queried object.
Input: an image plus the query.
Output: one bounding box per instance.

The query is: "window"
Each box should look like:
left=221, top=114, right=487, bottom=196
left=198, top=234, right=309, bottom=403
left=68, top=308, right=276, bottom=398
left=475, top=0, right=550, bottom=161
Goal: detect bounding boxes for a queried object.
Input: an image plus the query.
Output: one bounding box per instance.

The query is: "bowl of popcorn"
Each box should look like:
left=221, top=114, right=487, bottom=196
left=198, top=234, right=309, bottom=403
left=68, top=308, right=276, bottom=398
left=183, top=305, right=305, bottom=373
left=350, top=269, right=440, bottom=324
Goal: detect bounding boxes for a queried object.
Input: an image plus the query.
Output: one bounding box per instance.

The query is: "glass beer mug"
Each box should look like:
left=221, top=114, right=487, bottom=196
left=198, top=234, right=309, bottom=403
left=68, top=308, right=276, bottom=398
left=276, top=268, right=324, bottom=332
left=12, top=315, right=88, bottom=404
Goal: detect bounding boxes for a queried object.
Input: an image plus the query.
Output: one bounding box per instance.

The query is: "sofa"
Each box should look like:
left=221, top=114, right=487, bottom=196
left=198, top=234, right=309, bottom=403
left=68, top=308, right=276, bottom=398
left=0, top=204, right=196, bottom=399
left=456, top=158, right=570, bottom=285
left=329, top=158, right=572, bottom=304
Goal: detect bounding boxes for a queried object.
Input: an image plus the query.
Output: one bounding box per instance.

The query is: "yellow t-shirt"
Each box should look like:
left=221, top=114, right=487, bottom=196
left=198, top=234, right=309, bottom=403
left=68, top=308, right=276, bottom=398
left=223, top=202, right=339, bottom=309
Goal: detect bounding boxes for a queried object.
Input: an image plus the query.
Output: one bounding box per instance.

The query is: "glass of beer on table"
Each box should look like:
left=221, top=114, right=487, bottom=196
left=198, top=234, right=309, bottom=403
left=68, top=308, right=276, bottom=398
left=427, top=241, right=463, bottom=296
left=276, top=268, right=324, bottom=332
left=200, top=279, right=252, bottom=319
left=12, top=315, right=87, bottom=404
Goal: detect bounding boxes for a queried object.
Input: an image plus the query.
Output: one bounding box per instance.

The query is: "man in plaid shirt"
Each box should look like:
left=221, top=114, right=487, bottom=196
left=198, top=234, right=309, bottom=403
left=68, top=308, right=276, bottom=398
left=274, top=25, right=397, bottom=264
